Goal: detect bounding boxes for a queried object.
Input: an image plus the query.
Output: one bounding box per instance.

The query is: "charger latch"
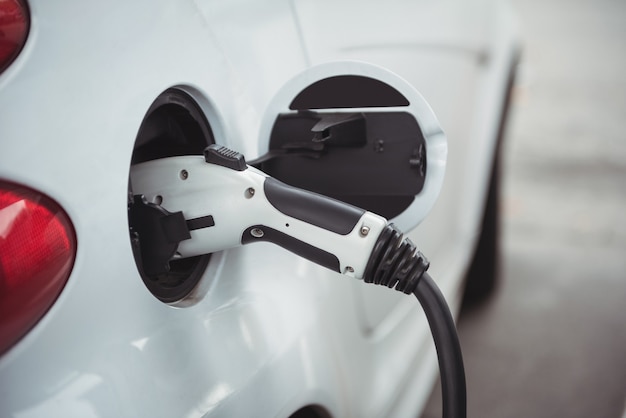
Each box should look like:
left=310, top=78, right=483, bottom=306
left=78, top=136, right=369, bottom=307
left=204, top=144, right=247, bottom=171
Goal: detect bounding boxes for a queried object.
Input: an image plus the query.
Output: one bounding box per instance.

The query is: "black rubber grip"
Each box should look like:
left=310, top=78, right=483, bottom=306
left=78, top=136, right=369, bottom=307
left=264, top=177, right=365, bottom=235
left=241, top=225, right=340, bottom=272
left=363, top=223, right=429, bottom=294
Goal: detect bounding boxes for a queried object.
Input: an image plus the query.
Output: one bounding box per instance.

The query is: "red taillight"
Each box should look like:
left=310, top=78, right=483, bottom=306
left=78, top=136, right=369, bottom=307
left=0, top=0, right=29, bottom=73
left=0, top=182, right=76, bottom=354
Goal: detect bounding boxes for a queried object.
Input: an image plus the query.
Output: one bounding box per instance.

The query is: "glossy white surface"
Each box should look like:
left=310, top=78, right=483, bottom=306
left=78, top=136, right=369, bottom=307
left=130, top=156, right=388, bottom=278
left=0, top=0, right=519, bottom=417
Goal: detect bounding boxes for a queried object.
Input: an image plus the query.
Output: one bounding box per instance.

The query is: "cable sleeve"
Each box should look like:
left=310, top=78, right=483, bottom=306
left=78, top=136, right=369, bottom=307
left=363, top=224, right=466, bottom=417
left=363, top=224, right=429, bottom=293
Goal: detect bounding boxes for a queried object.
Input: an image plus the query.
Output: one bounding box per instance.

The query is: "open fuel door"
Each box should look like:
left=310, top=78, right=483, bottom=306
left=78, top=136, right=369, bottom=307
left=256, top=62, right=446, bottom=233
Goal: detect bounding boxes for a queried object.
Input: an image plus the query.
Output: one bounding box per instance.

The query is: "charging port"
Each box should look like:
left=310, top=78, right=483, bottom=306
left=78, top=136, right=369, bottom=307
left=128, top=88, right=214, bottom=303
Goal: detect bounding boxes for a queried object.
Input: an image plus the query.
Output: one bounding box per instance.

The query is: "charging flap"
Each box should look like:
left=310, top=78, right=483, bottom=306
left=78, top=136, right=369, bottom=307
left=257, top=61, right=446, bottom=232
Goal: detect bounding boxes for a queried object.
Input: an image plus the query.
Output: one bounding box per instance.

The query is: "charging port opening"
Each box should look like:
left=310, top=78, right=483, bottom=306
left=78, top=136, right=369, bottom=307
left=128, top=88, right=214, bottom=303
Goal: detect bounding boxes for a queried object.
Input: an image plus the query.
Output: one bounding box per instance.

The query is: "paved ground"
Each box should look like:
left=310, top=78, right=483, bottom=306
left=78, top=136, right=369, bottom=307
left=423, top=0, right=626, bottom=416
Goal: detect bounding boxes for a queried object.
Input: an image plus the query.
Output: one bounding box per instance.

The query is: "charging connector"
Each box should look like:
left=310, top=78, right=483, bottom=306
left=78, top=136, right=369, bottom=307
left=129, top=145, right=388, bottom=279
left=129, top=145, right=466, bottom=418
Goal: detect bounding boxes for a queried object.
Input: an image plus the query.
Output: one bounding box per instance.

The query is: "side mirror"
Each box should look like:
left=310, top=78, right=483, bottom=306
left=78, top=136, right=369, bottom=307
left=257, top=61, right=446, bottom=232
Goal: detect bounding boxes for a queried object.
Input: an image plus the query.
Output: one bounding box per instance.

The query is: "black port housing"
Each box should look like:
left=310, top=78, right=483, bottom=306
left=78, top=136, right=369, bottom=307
left=258, top=75, right=427, bottom=220
left=261, top=111, right=426, bottom=219
left=129, top=88, right=213, bottom=303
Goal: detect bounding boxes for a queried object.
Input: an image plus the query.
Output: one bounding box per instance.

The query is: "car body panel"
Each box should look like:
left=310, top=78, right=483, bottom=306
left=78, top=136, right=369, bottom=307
left=0, top=0, right=519, bottom=416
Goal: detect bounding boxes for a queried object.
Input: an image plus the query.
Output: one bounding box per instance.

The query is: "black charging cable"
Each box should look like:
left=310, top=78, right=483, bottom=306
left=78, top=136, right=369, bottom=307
left=364, top=224, right=466, bottom=418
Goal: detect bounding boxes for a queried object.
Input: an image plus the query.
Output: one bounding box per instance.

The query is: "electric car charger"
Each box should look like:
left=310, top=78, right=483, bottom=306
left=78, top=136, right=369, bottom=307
left=129, top=144, right=466, bottom=418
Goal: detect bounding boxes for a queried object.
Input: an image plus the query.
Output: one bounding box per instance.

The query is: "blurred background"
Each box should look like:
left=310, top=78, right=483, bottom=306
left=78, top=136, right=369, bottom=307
left=423, top=0, right=626, bottom=416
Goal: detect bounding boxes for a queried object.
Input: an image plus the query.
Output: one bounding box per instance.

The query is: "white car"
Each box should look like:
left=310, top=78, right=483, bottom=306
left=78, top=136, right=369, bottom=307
left=0, top=0, right=519, bottom=417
